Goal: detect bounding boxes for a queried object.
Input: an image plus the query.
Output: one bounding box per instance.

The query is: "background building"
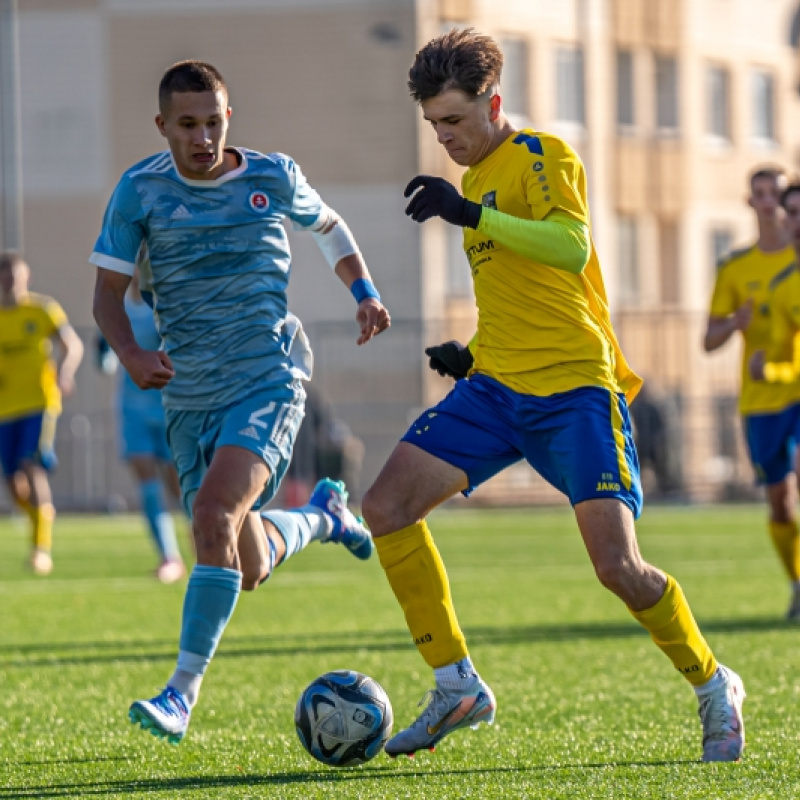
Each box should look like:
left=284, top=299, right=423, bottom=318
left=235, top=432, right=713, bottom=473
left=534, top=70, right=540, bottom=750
left=1, top=0, right=799, bottom=508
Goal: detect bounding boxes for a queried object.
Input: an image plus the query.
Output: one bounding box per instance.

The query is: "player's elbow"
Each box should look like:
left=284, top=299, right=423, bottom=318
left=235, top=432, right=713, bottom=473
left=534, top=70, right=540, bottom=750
left=558, top=224, right=590, bottom=274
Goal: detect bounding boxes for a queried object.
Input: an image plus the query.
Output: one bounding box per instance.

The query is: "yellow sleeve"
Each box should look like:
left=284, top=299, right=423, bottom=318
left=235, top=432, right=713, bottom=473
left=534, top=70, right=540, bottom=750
left=43, top=297, right=68, bottom=333
left=764, top=290, right=800, bottom=383
left=522, top=135, right=589, bottom=224
left=708, top=264, right=738, bottom=318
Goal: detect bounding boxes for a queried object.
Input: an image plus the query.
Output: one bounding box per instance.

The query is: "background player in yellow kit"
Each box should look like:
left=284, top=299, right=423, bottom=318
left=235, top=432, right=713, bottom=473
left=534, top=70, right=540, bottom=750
left=361, top=28, right=745, bottom=763
left=704, top=168, right=800, bottom=619
left=750, top=184, right=800, bottom=572
left=0, top=251, right=84, bottom=574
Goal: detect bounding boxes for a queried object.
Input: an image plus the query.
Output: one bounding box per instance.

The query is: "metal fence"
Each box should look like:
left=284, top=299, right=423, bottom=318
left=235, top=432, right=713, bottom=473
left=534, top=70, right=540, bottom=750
left=2, top=311, right=757, bottom=513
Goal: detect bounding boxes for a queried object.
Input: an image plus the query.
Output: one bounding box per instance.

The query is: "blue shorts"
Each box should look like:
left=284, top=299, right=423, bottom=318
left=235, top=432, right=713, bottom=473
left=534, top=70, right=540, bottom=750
left=38, top=412, right=59, bottom=471
left=401, top=374, right=643, bottom=518
left=0, top=413, right=45, bottom=477
left=165, top=381, right=306, bottom=518
left=743, top=403, right=800, bottom=485
left=119, top=405, right=172, bottom=462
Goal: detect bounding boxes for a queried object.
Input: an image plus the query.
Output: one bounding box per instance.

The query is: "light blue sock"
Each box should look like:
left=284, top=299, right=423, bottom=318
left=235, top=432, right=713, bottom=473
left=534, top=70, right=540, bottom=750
left=141, top=479, right=180, bottom=561
left=175, top=565, right=241, bottom=676
left=262, top=507, right=331, bottom=564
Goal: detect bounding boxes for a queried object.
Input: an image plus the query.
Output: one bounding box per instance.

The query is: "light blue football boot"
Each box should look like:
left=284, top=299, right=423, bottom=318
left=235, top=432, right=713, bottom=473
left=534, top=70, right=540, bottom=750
left=129, top=686, right=191, bottom=745
left=308, top=478, right=374, bottom=560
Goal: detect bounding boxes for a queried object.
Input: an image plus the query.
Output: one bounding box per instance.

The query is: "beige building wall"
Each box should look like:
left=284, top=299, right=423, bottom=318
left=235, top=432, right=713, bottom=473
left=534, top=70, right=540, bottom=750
left=4, top=0, right=800, bottom=506
left=9, top=0, right=424, bottom=506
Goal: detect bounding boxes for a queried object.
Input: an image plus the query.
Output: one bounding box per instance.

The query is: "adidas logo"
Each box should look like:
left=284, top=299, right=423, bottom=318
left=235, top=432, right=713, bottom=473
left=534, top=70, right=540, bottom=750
left=170, top=204, right=192, bottom=220
left=237, top=425, right=260, bottom=440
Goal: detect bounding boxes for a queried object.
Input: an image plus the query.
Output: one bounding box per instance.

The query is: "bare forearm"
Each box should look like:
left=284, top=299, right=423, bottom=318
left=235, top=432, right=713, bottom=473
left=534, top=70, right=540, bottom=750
left=93, top=275, right=138, bottom=362
left=334, top=252, right=373, bottom=289
left=58, top=331, right=84, bottom=382
left=703, top=317, right=738, bottom=352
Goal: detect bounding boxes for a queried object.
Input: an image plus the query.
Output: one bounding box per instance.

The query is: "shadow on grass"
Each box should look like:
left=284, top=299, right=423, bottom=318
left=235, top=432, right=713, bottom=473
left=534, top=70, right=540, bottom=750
left=0, top=759, right=702, bottom=798
left=0, top=615, right=792, bottom=669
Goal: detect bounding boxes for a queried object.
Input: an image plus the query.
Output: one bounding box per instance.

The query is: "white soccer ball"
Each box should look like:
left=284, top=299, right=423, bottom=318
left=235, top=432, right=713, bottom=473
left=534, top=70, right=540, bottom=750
left=294, top=670, right=393, bottom=767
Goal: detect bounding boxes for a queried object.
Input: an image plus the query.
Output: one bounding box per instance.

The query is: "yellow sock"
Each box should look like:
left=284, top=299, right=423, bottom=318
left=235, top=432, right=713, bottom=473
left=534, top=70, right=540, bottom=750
left=629, top=574, right=717, bottom=687
left=769, top=520, right=800, bottom=582
left=32, top=503, right=55, bottom=552
left=374, top=521, right=468, bottom=669
left=13, top=495, right=37, bottom=523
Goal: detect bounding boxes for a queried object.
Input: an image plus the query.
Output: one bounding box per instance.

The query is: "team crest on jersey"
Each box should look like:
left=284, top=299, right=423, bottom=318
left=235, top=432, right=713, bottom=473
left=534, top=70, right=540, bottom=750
left=248, top=191, right=270, bottom=212
left=482, top=190, right=497, bottom=209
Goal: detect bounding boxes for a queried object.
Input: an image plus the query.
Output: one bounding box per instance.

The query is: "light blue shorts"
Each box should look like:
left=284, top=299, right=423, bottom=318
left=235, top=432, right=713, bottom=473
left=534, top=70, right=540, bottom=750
left=119, top=404, right=172, bottom=462
left=165, top=381, right=306, bottom=518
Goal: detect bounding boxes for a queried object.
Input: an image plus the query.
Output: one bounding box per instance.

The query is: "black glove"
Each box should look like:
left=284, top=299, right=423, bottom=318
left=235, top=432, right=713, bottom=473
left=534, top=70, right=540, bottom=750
left=425, top=341, right=474, bottom=380
left=404, top=175, right=482, bottom=228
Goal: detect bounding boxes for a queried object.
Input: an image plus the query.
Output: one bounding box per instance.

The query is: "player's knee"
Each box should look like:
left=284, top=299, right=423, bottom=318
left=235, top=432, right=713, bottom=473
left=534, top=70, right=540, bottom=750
left=360, top=485, right=395, bottom=535
left=191, top=498, right=238, bottom=555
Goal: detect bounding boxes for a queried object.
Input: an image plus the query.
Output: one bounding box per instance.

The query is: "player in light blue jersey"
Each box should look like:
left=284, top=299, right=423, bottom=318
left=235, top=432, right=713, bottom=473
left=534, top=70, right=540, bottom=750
left=97, top=266, right=187, bottom=584
left=90, top=60, right=390, bottom=744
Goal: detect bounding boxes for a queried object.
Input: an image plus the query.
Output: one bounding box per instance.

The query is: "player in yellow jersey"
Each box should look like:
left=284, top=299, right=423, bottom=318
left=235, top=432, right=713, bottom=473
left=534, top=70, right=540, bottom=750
left=749, top=183, right=800, bottom=607
left=0, top=252, right=84, bottom=574
left=360, top=28, right=745, bottom=762
left=703, top=168, right=800, bottom=619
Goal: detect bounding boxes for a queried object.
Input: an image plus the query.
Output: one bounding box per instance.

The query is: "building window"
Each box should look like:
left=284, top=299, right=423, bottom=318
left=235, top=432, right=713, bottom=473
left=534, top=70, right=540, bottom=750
left=616, top=49, right=635, bottom=128
left=711, top=227, right=734, bottom=270
left=500, top=37, right=530, bottom=123
left=707, top=64, right=731, bottom=139
left=555, top=45, right=586, bottom=124
left=655, top=54, right=679, bottom=132
left=659, top=219, right=680, bottom=305
left=752, top=68, right=775, bottom=142
left=617, top=215, right=640, bottom=306
left=445, top=225, right=472, bottom=298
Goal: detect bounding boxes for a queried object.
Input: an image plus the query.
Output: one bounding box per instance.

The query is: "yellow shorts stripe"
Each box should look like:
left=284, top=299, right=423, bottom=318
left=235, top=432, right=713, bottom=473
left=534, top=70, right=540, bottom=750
left=609, top=392, right=632, bottom=490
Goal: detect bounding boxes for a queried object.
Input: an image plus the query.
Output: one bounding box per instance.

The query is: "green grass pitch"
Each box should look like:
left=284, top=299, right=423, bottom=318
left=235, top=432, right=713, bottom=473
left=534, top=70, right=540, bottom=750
left=1, top=503, right=799, bottom=799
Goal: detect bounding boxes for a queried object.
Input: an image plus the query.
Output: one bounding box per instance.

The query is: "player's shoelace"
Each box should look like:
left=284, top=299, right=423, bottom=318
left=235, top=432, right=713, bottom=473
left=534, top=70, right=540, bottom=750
left=154, top=687, right=189, bottom=722
left=416, top=688, right=461, bottom=731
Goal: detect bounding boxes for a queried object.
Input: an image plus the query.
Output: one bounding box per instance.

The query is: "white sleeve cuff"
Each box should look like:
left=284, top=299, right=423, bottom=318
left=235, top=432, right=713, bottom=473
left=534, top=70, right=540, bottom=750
left=89, top=252, right=137, bottom=276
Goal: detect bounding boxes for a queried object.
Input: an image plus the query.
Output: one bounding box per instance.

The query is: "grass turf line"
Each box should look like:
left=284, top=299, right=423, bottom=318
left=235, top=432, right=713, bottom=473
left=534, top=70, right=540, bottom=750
left=0, top=505, right=798, bottom=799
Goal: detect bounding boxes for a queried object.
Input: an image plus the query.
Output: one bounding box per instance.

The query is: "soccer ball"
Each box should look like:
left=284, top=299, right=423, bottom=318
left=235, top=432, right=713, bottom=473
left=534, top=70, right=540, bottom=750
left=294, top=670, right=393, bottom=767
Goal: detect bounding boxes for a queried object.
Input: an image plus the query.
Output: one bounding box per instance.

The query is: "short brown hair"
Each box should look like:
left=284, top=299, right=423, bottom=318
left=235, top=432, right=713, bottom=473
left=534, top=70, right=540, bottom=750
left=749, top=165, right=787, bottom=192
left=158, top=60, right=227, bottom=112
left=0, top=251, right=26, bottom=271
left=780, top=182, right=800, bottom=209
left=408, top=28, right=503, bottom=102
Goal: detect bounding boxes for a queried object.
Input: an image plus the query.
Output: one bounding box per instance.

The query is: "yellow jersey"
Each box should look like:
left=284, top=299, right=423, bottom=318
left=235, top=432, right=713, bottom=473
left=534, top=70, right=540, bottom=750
left=461, top=129, right=642, bottom=403
left=708, top=243, right=799, bottom=414
left=0, top=293, right=68, bottom=421
left=762, top=264, right=800, bottom=385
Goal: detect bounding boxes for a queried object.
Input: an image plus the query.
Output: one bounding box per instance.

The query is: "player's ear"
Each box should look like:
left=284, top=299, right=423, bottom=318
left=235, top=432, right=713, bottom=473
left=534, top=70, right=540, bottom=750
left=155, top=114, right=167, bottom=137
left=489, top=93, right=501, bottom=121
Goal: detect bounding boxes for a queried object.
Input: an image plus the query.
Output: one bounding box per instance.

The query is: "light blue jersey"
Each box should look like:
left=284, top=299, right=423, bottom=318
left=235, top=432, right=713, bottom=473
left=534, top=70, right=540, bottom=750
left=90, top=147, right=321, bottom=410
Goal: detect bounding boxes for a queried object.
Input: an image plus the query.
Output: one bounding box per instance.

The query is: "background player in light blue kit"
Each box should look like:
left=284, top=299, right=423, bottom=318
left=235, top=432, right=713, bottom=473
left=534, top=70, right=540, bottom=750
left=90, top=60, right=390, bottom=743
left=97, top=265, right=187, bottom=584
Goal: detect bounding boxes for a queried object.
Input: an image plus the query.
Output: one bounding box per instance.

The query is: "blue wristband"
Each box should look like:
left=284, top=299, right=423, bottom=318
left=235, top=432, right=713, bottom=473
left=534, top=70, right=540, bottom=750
left=350, top=278, right=381, bottom=304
